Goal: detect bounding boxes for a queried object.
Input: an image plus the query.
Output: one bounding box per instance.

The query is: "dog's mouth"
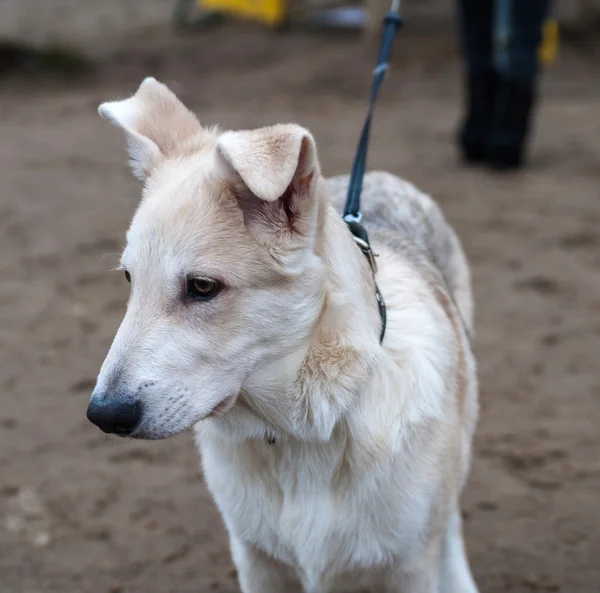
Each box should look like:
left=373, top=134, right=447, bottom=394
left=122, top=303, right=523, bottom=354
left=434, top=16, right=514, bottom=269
left=127, top=394, right=238, bottom=440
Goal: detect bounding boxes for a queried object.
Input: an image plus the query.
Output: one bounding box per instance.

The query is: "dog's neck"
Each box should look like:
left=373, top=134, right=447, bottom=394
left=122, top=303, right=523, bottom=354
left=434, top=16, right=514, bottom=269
left=204, top=192, right=383, bottom=444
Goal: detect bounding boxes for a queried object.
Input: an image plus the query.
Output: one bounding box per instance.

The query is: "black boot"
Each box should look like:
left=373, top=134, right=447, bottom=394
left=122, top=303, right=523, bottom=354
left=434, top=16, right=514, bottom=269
left=458, top=70, right=497, bottom=164
left=485, top=77, right=535, bottom=170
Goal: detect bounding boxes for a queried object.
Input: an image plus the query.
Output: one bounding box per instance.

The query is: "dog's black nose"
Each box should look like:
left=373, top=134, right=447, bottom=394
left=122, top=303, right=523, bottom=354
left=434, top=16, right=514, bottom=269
left=86, top=396, right=142, bottom=436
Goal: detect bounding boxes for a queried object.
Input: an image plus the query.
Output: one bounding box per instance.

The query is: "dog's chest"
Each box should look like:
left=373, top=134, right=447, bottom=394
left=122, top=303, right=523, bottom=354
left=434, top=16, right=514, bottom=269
left=200, top=436, right=430, bottom=584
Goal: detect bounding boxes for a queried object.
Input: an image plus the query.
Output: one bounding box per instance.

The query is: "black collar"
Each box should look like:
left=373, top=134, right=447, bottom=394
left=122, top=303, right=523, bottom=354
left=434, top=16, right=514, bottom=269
left=345, top=219, right=387, bottom=344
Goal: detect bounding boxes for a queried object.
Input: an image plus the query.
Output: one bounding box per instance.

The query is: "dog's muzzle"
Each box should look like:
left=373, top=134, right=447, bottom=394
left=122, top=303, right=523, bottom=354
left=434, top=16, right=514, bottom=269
left=87, top=393, right=143, bottom=436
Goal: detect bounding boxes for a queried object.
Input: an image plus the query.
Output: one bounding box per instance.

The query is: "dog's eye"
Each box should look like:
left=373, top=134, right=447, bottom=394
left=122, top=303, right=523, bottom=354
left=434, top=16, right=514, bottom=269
left=186, top=278, right=221, bottom=301
left=124, top=271, right=131, bottom=283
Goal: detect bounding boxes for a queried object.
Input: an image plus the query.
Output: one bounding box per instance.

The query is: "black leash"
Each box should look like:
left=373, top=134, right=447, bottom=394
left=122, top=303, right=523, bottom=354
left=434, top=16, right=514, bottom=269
left=342, top=0, right=404, bottom=344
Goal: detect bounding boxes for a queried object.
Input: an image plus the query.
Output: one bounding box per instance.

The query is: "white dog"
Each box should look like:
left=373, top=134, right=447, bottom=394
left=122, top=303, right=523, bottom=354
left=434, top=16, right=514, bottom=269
left=88, top=77, right=479, bottom=593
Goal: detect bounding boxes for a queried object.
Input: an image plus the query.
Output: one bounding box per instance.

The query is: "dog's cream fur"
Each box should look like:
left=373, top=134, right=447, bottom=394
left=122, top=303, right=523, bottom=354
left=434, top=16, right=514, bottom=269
left=94, top=78, right=479, bottom=593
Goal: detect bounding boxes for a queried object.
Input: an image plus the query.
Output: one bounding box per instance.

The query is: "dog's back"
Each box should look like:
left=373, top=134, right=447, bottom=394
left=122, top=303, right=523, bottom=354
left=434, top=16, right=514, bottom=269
left=327, top=171, right=473, bottom=334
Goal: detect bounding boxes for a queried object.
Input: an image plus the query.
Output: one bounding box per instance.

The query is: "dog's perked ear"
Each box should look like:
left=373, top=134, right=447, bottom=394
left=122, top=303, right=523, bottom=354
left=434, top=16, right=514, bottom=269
left=98, top=77, right=203, bottom=180
left=216, top=124, right=321, bottom=245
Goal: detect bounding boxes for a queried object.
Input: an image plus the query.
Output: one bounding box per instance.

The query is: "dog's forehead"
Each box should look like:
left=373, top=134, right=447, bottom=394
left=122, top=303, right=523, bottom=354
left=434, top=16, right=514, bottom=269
left=123, top=156, right=247, bottom=268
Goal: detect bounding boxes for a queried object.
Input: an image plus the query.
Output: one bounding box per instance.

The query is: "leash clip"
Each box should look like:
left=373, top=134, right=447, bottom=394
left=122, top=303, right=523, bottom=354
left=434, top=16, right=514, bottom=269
left=352, top=235, right=378, bottom=274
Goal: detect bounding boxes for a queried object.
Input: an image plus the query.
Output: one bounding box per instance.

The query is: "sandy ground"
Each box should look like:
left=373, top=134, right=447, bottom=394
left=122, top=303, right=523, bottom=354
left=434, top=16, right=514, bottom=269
left=1, top=24, right=600, bottom=593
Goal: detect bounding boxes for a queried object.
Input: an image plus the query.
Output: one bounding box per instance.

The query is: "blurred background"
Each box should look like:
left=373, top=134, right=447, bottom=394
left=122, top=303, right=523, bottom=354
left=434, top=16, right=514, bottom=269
left=1, top=1, right=599, bottom=592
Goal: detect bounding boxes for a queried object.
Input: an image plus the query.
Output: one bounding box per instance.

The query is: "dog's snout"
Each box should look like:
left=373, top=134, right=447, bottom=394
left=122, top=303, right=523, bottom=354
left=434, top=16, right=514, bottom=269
left=87, top=394, right=143, bottom=436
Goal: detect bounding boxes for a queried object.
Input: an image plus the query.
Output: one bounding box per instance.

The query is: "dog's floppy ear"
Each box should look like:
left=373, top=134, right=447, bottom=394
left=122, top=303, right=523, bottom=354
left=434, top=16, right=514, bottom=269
left=98, top=77, right=202, bottom=180
left=217, top=124, right=320, bottom=244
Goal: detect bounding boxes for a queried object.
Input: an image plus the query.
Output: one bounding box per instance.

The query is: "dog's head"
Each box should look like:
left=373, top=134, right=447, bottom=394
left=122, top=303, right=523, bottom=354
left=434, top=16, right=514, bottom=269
left=87, top=78, right=328, bottom=439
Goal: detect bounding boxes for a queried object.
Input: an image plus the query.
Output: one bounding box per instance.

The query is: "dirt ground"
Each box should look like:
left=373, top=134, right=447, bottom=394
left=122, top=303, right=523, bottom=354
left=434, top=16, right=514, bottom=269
left=1, top=23, right=599, bottom=593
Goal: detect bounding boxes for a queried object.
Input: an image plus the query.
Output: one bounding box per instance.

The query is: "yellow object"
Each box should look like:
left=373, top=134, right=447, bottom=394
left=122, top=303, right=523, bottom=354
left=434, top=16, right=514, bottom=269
left=199, top=0, right=286, bottom=26
left=539, top=19, right=559, bottom=67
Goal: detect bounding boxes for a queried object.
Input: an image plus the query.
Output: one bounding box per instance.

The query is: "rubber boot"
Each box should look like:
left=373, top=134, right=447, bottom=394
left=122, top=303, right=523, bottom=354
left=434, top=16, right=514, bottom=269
left=458, top=70, right=497, bottom=164
left=485, top=77, right=535, bottom=170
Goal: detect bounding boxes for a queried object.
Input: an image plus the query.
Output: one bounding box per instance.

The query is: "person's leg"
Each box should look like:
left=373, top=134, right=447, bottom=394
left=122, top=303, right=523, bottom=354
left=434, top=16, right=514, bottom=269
left=486, top=0, right=551, bottom=169
left=456, top=0, right=495, bottom=163
left=504, top=0, right=551, bottom=83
